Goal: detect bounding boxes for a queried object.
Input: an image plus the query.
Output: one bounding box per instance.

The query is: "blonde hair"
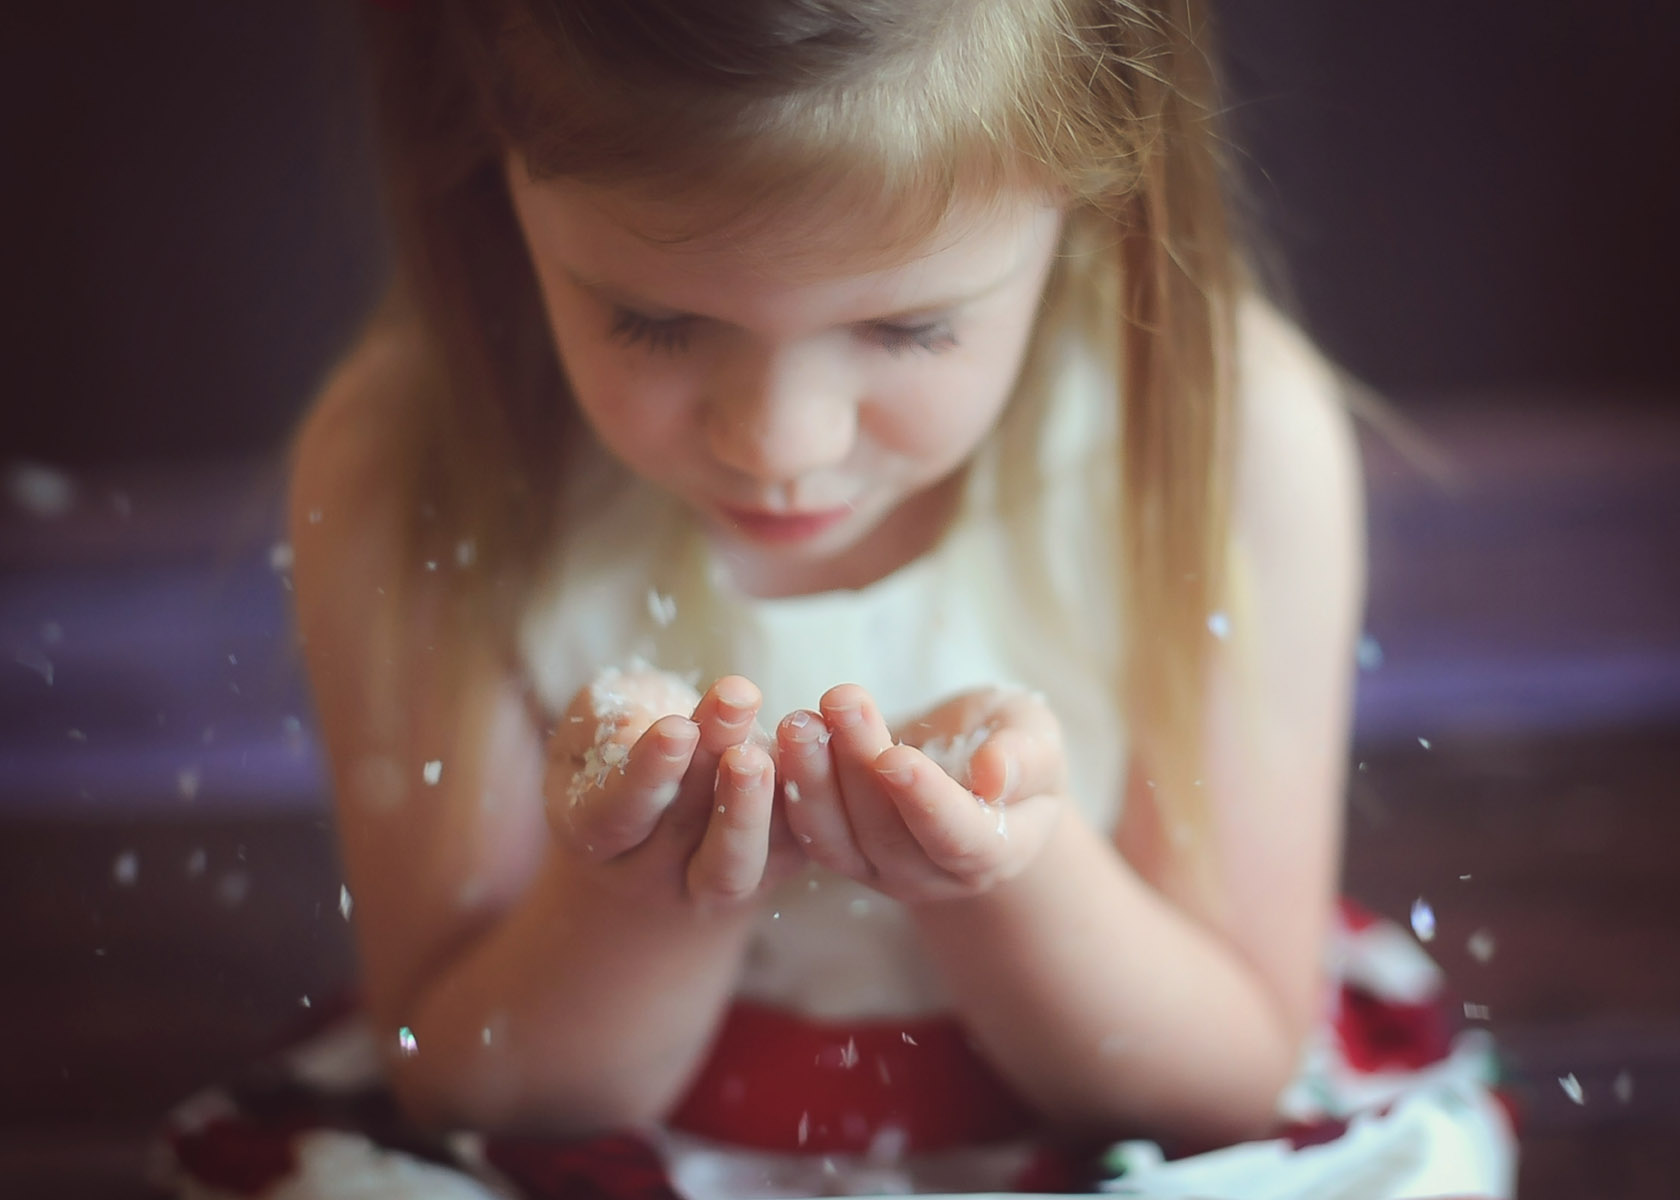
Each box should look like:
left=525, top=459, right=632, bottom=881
left=354, top=0, right=1239, bottom=864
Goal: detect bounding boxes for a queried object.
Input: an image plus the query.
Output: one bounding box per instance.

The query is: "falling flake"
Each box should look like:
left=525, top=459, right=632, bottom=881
left=216, top=871, right=250, bottom=908
left=1356, top=634, right=1385, bottom=670
left=785, top=780, right=802, bottom=802
left=6, top=462, right=76, bottom=517
left=67, top=728, right=87, bottom=742
left=900, top=1032, right=917, bottom=1046
left=185, top=847, right=207, bottom=878
left=1417, top=736, right=1432, bottom=750
left=112, top=850, right=139, bottom=887
left=455, top=538, right=477, bottom=568
left=1205, top=611, right=1231, bottom=640
left=307, top=508, right=323, bottom=525
left=646, top=589, right=677, bottom=627
left=1410, top=897, right=1436, bottom=942
left=339, top=885, right=354, bottom=920
left=176, top=767, right=201, bottom=802
left=797, top=1111, right=810, bottom=1146
left=1462, top=1002, right=1491, bottom=1021
left=1613, top=1070, right=1634, bottom=1104
left=1467, top=928, right=1496, bottom=963
left=300, top=995, right=312, bottom=1009
left=1559, top=1073, right=1585, bottom=1105
left=422, top=760, right=443, bottom=786
left=481, top=1026, right=493, bottom=1047
left=424, top=560, right=438, bottom=571
left=397, top=1027, right=419, bottom=1057
left=268, top=541, right=294, bottom=572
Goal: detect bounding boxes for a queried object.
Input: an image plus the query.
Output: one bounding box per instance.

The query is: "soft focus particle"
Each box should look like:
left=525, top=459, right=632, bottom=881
left=177, top=767, right=201, bottom=802
left=216, top=871, right=250, bottom=908
left=1462, top=1002, right=1490, bottom=1021
left=1417, top=736, right=1432, bottom=750
left=1467, top=928, right=1496, bottom=963
left=5, top=461, right=76, bottom=518
left=300, top=995, right=311, bottom=1009
left=185, top=847, right=207, bottom=878
left=1356, top=633, right=1384, bottom=670
left=1613, top=1069, right=1634, bottom=1104
left=112, top=850, right=139, bottom=887
left=1205, top=611, right=1231, bottom=640
left=455, top=538, right=477, bottom=568
left=422, top=760, right=443, bottom=786
left=1410, top=897, right=1436, bottom=942
left=398, top=1027, right=419, bottom=1057
left=339, top=884, right=354, bottom=920
left=646, top=589, right=678, bottom=627
left=1559, top=1073, right=1585, bottom=1105
left=268, top=541, right=294, bottom=572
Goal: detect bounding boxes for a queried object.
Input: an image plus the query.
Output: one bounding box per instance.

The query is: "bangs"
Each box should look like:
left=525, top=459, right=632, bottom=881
left=468, top=0, right=1162, bottom=264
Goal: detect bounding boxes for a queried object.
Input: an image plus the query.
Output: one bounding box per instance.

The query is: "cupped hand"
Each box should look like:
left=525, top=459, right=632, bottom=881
left=774, top=684, right=1068, bottom=903
left=543, top=666, right=800, bottom=908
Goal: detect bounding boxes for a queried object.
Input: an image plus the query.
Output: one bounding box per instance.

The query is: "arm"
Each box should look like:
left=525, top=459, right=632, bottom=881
left=919, top=306, right=1363, bottom=1144
left=289, top=336, right=781, bottom=1133
left=781, top=306, right=1362, bottom=1145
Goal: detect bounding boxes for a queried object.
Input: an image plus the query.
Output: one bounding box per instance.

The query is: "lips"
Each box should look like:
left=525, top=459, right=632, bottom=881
left=718, top=505, right=853, bottom=543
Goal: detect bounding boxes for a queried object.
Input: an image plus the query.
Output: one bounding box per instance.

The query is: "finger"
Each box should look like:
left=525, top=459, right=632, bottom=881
left=556, top=715, right=698, bottom=860
left=873, top=742, right=1011, bottom=879
left=659, top=675, right=762, bottom=845
left=778, top=709, right=870, bottom=876
left=686, top=742, right=774, bottom=904
left=820, top=685, right=923, bottom=871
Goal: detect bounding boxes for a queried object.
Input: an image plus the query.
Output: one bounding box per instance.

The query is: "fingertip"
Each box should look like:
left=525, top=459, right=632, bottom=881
left=873, top=743, right=920, bottom=788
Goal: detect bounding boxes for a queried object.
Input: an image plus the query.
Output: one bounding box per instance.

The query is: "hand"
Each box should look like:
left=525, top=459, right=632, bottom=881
left=774, top=684, right=1068, bottom=904
left=544, top=667, right=800, bottom=908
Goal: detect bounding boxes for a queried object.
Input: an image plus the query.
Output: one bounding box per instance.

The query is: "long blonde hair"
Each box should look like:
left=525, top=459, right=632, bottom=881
left=354, top=0, right=1239, bottom=856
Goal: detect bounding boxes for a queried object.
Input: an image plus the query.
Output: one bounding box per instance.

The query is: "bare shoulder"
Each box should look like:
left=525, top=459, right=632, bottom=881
left=286, top=327, right=550, bottom=1022
left=1231, top=296, right=1364, bottom=600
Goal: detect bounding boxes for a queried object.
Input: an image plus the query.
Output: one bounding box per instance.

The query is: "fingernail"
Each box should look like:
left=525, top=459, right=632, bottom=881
left=876, top=760, right=915, bottom=787
left=827, top=703, right=861, bottom=729
left=658, top=721, right=698, bottom=761
left=726, top=755, right=763, bottom=785
left=784, top=710, right=818, bottom=742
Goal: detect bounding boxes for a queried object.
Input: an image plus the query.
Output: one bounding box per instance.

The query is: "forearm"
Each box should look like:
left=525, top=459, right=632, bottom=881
left=911, top=809, right=1311, bottom=1146
left=385, top=857, right=759, bottom=1134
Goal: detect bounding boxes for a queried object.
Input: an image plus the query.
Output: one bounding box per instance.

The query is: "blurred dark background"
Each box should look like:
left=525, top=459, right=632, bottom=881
left=2, top=2, right=1678, bottom=1197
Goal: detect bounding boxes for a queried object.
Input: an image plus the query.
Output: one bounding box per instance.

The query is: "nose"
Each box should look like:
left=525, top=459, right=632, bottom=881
left=704, top=343, right=857, bottom=485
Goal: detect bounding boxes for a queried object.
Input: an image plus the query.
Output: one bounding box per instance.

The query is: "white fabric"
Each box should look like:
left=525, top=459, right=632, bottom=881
left=517, top=303, right=1129, bottom=1020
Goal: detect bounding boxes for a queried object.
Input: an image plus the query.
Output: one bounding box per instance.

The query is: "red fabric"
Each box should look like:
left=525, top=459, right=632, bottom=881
left=485, top=1133, right=683, bottom=1200
left=667, top=999, right=1039, bottom=1153
left=170, top=1115, right=307, bottom=1196
left=1334, top=984, right=1454, bottom=1073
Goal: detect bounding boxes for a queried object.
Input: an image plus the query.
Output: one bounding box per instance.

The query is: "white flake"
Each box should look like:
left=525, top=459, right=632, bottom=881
left=1613, top=1069, right=1634, bottom=1104
left=112, top=850, right=139, bottom=887
left=1410, top=897, right=1436, bottom=942
left=176, top=768, right=201, bottom=802
left=1559, top=1073, right=1585, bottom=1105
left=1418, top=736, right=1432, bottom=750
left=1462, top=1002, right=1491, bottom=1020
left=339, top=884, right=354, bottom=920
left=1356, top=634, right=1384, bottom=670
left=5, top=462, right=76, bottom=517
left=422, top=760, right=443, bottom=786
left=268, top=541, right=294, bottom=572
left=185, top=847, right=207, bottom=877
left=398, top=1027, right=419, bottom=1057
left=785, top=780, right=802, bottom=802
left=454, top=538, right=477, bottom=568
left=1467, top=928, right=1496, bottom=963
left=1206, top=611, right=1231, bottom=639
left=646, top=589, right=677, bottom=627
left=300, top=995, right=312, bottom=1008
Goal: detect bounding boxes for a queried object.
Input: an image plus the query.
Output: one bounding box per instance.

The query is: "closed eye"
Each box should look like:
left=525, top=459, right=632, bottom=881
left=608, top=307, right=695, bottom=354
left=865, top=320, right=959, bottom=356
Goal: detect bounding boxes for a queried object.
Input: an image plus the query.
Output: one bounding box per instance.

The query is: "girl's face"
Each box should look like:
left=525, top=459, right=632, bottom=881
left=505, top=163, right=1064, bottom=595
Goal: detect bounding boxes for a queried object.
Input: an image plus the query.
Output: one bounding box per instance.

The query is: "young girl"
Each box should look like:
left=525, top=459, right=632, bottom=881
left=164, top=1, right=1514, bottom=1195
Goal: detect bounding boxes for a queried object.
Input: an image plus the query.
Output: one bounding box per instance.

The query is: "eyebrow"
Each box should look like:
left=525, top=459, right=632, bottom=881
left=562, top=259, right=1024, bottom=325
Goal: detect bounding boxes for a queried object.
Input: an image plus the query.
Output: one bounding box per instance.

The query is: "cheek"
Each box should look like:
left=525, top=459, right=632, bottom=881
left=863, top=359, right=1014, bottom=466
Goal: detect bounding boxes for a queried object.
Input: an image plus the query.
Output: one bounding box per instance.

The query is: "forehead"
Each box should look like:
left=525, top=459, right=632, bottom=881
left=507, top=165, right=1063, bottom=320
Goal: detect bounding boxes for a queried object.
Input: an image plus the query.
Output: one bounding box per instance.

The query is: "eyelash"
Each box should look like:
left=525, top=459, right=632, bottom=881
left=608, top=308, right=693, bottom=354
left=606, top=307, right=959, bottom=357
